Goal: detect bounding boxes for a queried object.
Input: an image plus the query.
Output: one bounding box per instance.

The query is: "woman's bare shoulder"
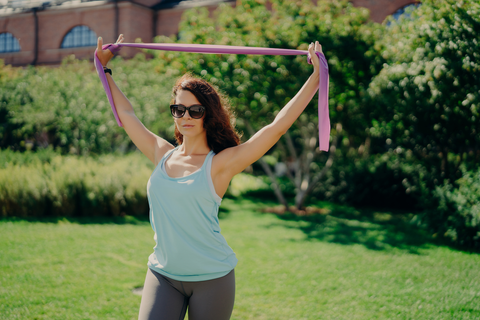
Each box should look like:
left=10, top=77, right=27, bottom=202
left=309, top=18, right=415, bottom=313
left=154, top=140, right=175, bottom=167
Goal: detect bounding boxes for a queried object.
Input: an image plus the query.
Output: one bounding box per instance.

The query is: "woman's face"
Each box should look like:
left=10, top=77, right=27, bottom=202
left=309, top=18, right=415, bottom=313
left=174, top=89, right=206, bottom=138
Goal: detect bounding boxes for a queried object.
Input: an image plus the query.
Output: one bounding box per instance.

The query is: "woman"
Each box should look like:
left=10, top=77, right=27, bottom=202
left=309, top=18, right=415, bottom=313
left=96, top=34, right=324, bottom=320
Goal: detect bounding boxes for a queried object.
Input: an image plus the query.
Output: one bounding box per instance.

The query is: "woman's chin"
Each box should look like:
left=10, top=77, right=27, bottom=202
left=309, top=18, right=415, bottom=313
left=179, top=129, right=203, bottom=138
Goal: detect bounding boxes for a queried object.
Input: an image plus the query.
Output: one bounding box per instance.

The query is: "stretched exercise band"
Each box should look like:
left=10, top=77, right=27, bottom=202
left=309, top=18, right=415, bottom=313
left=94, top=43, right=330, bottom=151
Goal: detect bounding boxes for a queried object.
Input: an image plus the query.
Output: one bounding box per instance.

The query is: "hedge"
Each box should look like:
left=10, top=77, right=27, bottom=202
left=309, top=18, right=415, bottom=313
left=421, top=168, right=480, bottom=249
left=0, top=149, right=270, bottom=218
left=0, top=150, right=153, bottom=218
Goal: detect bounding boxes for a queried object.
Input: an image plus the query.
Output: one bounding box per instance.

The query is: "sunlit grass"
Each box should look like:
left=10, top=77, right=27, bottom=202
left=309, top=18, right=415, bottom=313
left=1, top=198, right=479, bottom=319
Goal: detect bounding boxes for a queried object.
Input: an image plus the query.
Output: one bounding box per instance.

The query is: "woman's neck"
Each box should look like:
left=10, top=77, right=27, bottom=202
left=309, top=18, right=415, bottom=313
left=179, top=134, right=210, bottom=156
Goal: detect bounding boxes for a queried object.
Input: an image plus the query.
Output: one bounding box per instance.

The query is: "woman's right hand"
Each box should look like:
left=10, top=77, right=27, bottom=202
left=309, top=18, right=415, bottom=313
left=96, top=34, right=124, bottom=67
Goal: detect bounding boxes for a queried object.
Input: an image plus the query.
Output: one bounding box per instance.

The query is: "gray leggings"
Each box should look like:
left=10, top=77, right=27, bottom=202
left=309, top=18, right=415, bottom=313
left=138, top=268, right=235, bottom=320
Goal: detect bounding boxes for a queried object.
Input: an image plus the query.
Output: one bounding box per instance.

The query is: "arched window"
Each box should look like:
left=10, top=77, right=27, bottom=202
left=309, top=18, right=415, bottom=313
left=392, top=3, right=421, bottom=21
left=61, top=25, right=97, bottom=48
left=0, top=33, right=21, bottom=53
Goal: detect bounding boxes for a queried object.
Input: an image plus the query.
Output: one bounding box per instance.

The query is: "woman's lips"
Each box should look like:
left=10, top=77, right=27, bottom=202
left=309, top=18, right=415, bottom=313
left=182, top=124, right=194, bottom=128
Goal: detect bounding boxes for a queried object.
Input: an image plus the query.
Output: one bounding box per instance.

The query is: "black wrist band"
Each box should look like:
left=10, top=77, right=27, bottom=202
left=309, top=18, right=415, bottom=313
left=103, top=67, right=112, bottom=75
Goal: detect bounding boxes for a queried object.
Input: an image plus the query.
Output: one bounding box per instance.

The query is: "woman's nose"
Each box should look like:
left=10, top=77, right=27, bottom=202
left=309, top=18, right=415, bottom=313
left=184, top=110, right=193, bottom=119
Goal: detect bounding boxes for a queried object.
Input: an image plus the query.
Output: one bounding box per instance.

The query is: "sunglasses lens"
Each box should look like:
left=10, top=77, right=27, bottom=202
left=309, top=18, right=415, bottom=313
left=171, top=105, right=185, bottom=118
left=189, top=106, right=204, bottom=119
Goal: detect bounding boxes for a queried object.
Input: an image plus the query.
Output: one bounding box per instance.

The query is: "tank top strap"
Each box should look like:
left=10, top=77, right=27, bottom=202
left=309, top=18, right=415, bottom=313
left=201, top=150, right=215, bottom=169
left=160, top=146, right=178, bottom=166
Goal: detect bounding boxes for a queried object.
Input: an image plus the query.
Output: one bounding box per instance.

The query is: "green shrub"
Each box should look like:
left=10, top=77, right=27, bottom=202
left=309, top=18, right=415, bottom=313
left=0, top=151, right=154, bottom=218
left=366, top=0, right=480, bottom=182
left=0, top=150, right=275, bottom=218
left=314, top=151, right=431, bottom=210
left=0, top=56, right=176, bottom=155
left=226, top=173, right=270, bottom=198
left=0, top=163, right=48, bottom=217
left=423, top=168, right=480, bottom=249
left=0, top=147, right=60, bottom=168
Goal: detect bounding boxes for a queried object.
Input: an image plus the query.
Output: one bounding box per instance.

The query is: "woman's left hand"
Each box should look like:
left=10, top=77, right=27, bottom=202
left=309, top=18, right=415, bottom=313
left=97, top=34, right=124, bottom=67
left=308, top=41, right=323, bottom=74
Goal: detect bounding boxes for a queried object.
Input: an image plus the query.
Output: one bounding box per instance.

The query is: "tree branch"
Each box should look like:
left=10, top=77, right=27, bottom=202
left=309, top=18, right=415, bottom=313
left=244, top=119, right=289, bottom=209
left=305, top=134, right=339, bottom=196
left=295, top=124, right=341, bottom=209
left=277, top=139, right=298, bottom=187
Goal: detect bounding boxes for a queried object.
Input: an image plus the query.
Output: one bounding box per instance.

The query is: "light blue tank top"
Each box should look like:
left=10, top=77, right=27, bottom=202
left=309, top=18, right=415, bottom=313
left=146, top=147, right=238, bottom=281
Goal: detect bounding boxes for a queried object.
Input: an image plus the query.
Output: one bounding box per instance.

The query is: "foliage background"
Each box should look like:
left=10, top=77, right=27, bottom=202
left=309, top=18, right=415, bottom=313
left=1, top=0, right=479, bottom=248
left=0, top=56, right=176, bottom=156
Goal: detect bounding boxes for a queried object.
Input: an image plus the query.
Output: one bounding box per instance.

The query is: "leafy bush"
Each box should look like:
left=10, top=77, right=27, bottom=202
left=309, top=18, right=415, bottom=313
left=0, top=56, right=176, bottom=155
left=0, top=151, right=154, bottom=218
left=423, top=168, right=480, bottom=249
left=226, top=173, right=270, bottom=198
left=0, top=147, right=60, bottom=168
left=0, top=164, right=48, bottom=217
left=366, top=0, right=480, bottom=182
left=0, top=150, right=275, bottom=218
left=355, top=0, right=480, bottom=248
left=314, top=151, right=430, bottom=210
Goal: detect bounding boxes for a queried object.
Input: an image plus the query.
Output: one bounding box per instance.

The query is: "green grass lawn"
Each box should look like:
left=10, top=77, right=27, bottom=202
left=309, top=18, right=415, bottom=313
left=1, top=198, right=479, bottom=319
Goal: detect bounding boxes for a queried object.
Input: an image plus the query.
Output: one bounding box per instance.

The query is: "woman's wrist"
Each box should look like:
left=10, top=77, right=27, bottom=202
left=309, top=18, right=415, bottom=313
left=103, top=66, right=112, bottom=75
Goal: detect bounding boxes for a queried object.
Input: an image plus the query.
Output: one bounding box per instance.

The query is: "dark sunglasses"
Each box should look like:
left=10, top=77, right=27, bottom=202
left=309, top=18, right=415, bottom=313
left=170, top=104, right=205, bottom=119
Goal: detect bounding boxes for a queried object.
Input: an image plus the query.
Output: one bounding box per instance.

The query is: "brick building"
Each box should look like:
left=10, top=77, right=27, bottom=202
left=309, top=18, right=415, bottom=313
left=0, top=0, right=418, bottom=66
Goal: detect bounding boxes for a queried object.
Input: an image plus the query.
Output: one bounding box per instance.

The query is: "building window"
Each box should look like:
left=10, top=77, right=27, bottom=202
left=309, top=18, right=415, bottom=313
left=392, top=3, right=420, bottom=21
left=0, top=33, right=21, bottom=53
left=61, top=25, right=97, bottom=48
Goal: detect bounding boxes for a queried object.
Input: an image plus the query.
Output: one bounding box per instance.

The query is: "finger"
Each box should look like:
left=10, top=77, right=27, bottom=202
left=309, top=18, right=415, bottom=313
left=308, top=44, right=316, bottom=62
left=315, top=41, right=323, bottom=53
left=116, top=34, right=124, bottom=43
left=97, top=36, right=103, bottom=51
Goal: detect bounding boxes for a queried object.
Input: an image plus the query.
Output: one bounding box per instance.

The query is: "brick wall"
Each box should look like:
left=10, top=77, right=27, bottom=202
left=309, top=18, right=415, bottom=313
left=0, top=1, right=154, bottom=65
left=37, top=4, right=117, bottom=64
left=350, top=0, right=419, bottom=23
left=131, top=0, right=161, bottom=8
left=156, top=3, right=228, bottom=37
left=0, top=12, right=35, bottom=65
left=117, top=2, right=154, bottom=58
left=156, top=7, right=183, bottom=37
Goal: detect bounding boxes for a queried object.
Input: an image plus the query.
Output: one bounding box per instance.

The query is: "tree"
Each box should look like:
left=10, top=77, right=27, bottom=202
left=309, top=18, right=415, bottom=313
left=148, top=0, right=383, bottom=210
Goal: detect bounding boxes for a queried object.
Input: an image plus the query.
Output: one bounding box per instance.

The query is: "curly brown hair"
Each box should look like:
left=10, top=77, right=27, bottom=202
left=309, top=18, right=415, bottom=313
left=172, top=73, right=241, bottom=154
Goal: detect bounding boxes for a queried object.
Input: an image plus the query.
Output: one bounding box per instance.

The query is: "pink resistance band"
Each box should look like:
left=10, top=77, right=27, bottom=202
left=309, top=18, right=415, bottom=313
left=94, top=43, right=330, bottom=151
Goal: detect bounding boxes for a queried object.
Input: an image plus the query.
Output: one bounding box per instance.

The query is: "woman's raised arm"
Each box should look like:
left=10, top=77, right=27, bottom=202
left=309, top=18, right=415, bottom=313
left=213, top=41, right=323, bottom=181
left=97, top=35, right=173, bottom=165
